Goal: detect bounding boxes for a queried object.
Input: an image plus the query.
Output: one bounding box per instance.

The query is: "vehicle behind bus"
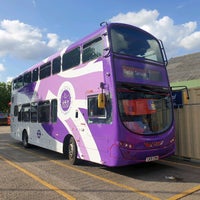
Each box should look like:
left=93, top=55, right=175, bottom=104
left=0, top=111, right=10, bottom=125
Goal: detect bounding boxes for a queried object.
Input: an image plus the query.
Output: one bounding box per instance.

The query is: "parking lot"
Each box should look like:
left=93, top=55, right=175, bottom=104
left=1, top=125, right=200, bottom=200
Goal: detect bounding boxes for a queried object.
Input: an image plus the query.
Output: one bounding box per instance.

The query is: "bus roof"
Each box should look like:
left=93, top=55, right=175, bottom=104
left=14, top=22, right=158, bottom=79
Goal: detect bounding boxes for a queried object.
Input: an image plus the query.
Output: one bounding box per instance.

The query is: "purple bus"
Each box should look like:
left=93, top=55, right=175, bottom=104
left=10, top=23, right=175, bottom=167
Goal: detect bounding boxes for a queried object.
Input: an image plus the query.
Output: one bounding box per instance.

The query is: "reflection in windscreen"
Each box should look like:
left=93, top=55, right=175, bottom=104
left=111, top=25, right=164, bottom=63
left=117, top=84, right=173, bottom=135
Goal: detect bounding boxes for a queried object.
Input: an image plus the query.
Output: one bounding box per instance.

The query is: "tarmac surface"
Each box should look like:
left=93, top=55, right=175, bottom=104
left=1, top=125, right=200, bottom=200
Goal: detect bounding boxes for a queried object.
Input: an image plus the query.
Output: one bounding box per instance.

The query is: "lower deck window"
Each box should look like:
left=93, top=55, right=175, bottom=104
left=51, top=99, right=57, bottom=123
left=38, top=101, right=50, bottom=123
left=88, top=96, right=106, bottom=118
left=14, top=99, right=57, bottom=123
left=87, top=95, right=113, bottom=124
left=31, top=103, right=37, bottom=122
left=22, top=104, right=30, bottom=122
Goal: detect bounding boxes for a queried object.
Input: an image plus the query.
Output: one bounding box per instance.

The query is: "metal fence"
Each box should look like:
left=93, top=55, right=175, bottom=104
left=174, top=87, right=200, bottom=161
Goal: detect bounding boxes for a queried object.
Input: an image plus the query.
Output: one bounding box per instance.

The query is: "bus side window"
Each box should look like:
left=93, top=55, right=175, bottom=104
left=88, top=96, right=106, bottom=118
left=51, top=99, right=57, bottom=123
left=24, top=72, right=31, bottom=85
left=22, top=104, right=30, bottom=122
left=17, top=76, right=24, bottom=89
left=31, top=102, right=38, bottom=122
left=82, top=37, right=103, bottom=63
left=52, top=57, right=61, bottom=75
left=13, top=75, right=24, bottom=90
left=13, top=79, right=17, bottom=90
left=14, top=105, right=18, bottom=116
left=18, top=105, right=22, bottom=122
left=62, top=47, right=80, bottom=71
left=32, top=68, right=38, bottom=82
left=38, top=101, right=50, bottom=123
left=40, top=62, right=51, bottom=80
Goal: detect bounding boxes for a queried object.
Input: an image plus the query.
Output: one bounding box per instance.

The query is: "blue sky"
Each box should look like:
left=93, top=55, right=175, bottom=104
left=0, top=0, right=200, bottom=82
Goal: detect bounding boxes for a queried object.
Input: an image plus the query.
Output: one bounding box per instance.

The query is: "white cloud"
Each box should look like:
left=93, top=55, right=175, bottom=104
left=109, top=9, right=200, bottom=57
left=6, top=76, right=13, bottom=83
left=110, top=9, right=159, bottom=27
left=0, top=19, right=72, bottom=61
left=0, top=63, right=5, bottom=71
left=47, top=33, right=71, bottom=50
left=180, top=31, right=200, bottom=50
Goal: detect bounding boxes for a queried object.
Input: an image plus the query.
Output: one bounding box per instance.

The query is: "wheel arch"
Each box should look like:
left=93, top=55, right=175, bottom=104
left=22, top=128, right=30, bottom=148
left=22, top=129, right=28, bottom=140
left=63, top=134, right=73, bottom=159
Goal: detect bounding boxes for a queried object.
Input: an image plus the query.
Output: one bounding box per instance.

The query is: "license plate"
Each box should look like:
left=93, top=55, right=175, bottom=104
left=146, top=156, right=159, bottom=162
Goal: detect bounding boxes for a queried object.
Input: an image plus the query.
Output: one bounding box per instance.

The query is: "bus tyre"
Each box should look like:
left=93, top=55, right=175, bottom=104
left=22, top=131, right=29, bottom=148
left=68, top=137, right=78, bottom=165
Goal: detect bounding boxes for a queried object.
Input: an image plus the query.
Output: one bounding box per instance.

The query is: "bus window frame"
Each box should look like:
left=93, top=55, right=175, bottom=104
left=82, top=37, right=104, bottom=63
left=39, top=62, right=51, bottom=80
left=31, top=102, right=38, bottom=123
left=24, top=71, right=32, bottom=86
left=51, top=99, right=57, bottom=123
left=14, top=105, right=18, bottom=116
left=88, top=95, right=107, bottom=120
left=62, top=47, right=80, bottom=71
left=52, top=56, right=61, bottom=75
left=32, top=68, right=39, bottom=82
left=22, top=103, right=31, bottom=122
left=38, top=100, right=50, bottom=123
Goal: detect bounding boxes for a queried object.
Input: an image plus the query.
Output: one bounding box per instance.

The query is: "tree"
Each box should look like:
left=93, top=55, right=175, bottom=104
left=0, top=82, right=11, bottom=113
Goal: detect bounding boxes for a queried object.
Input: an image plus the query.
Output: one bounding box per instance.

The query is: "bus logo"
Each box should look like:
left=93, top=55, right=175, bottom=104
left=61, top=89, right=71, bottom=112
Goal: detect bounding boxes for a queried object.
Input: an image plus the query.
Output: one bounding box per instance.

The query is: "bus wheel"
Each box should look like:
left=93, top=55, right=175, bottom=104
left=22, top=131, right=29, bottom=148
left=68, top=137, right=78, bottom=165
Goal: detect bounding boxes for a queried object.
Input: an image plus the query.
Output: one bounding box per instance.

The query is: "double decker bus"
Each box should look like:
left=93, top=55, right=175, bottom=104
left=10, top=23, right=175, bottom=167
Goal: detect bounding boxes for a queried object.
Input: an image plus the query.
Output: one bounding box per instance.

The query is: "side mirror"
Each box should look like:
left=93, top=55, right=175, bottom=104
left=98, top=93, right=106, bottom=108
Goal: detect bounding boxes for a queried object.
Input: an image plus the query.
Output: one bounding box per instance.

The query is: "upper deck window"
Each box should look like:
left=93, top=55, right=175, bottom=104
left=62, top=47, right=80, bottom=71
left=40, top=62, right=51, bottom=80
left=13, top=73, right=31, bottom=90
left=24, top=72, right=31, bottom=85
left=52, top=56, right=61, bottom=74
left=82, top=37, right=103, bottom=63
left=110, top=25, right=164, bottom=63
left=32, top=68, right=38, bottom=82
left=13, top=76, right=23, bottom=89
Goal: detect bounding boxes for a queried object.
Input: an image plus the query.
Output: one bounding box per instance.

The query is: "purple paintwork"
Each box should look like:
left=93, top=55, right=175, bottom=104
left=11, top=23, right=175, bottom=167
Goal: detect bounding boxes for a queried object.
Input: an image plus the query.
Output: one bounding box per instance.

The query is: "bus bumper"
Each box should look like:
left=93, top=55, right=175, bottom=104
left=109, top=142, right=175, bottom=167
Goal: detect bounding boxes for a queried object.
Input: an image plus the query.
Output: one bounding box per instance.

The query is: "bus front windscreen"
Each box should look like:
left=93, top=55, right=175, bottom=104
left=117, top=83, right=173, bottom=135
left=110, top=25, right=164, bottom=63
